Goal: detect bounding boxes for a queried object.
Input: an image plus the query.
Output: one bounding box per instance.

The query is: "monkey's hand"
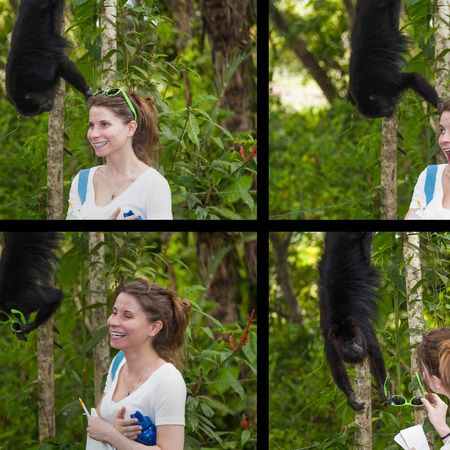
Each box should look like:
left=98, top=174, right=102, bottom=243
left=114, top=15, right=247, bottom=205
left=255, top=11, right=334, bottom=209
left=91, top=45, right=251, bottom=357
left=379, top=387, right=391, bottom=405
left=84, top=87, right=93, bottom=100
left=11, top=322, right=28, bottom=341
left=348, top=392, right=365, bottom=411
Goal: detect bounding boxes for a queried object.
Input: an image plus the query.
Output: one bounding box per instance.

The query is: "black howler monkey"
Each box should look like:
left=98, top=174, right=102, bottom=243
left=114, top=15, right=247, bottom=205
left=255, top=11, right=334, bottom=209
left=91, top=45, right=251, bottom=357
left=318, top=232, right=390, bottom=410
left=348, top=0, right=441, bottom=118
left=5, top=0, right=92, bottom=116
left=0, top=232, right=64, bottom=340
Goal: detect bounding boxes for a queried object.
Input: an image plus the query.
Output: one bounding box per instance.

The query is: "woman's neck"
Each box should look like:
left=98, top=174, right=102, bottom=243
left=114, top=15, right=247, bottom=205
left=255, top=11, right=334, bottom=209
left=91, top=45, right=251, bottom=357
left=104, top=154, right=142, bottom=177
left=123, top=348, right=160, bottom=376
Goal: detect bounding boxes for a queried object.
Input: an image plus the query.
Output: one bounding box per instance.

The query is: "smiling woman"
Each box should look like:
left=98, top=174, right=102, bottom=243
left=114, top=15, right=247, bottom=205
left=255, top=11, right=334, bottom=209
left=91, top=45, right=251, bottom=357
left=405, top=101, right=450, bottom=220
left=86, top=279, right=192, bottom=450
left=66, top=89, right=173, bottom=220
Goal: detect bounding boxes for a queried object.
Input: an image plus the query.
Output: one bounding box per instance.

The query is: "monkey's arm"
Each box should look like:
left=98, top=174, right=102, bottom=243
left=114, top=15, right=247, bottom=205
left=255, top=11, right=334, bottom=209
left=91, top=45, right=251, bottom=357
left=324, top=340, right=365, bottom=411
left=58, top=57, right=92, bottom=99
left=401, top=72, right=443, bottom=110
left=0, top=232, right=64, bottom=341
left=16, top=287, right=64, bottom=339
left=366, top=329, right=391, bottom=404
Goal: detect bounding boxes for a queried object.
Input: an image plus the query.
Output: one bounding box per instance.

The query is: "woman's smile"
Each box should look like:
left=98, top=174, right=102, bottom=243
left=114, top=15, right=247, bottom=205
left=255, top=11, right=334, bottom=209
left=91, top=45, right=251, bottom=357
left=93, top=141, right=109, bottom=149
left=110, top=329, right=127, bottom=340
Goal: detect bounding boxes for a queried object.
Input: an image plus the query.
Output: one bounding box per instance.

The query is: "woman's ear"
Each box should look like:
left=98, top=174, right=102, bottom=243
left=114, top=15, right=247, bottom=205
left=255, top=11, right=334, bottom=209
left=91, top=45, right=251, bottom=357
left=431, top=375, right=442, bottom=391
left=128, top=121, right=137, bottom=137
left=149, top=320, right=163, bottom=337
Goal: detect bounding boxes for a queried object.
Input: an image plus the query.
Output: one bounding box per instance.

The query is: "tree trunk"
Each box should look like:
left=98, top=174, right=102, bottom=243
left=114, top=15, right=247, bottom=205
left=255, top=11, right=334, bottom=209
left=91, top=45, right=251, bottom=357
left=201, top=0, right=255, bottom=139
left=89, top=232, right=110, bottom=405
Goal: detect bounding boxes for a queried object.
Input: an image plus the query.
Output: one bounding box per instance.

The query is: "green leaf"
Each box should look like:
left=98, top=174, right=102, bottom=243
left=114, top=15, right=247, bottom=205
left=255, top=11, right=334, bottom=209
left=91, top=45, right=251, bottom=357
left=241, top=430, right=251, bottom=445
left=86, top=326, right=109, bottom=352
left=195, top=206, right=208, bottom=220
left=157, top=21, right=172, bottom=44
left=191, top=94, right=218, bottom=108
left=186, top=113, right=200, bottom=147
left=210, top=136, right=225, bottom=150
left=173, top=176, right=200, bottom=189
left=201, top=326, right=214, bottom=340
left=181, top=285, right=207, bottom=297
left=238, top=181, right=254, bottom=209
left=227, top=371, right=245, bottom=398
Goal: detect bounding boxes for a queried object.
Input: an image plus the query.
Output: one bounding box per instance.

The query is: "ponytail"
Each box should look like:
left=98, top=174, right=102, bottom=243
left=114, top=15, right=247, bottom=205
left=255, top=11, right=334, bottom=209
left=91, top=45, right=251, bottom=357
left=167, top=289, right=192, bottom=350
left=128, top=92, right=160, bottom=166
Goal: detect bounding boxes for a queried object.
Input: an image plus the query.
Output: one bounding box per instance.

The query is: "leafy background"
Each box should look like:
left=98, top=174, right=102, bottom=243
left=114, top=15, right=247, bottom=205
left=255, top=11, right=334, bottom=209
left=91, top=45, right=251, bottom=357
left=0, top=0, right=256, bottom=219
left=0, top=232, right=257, bottom=449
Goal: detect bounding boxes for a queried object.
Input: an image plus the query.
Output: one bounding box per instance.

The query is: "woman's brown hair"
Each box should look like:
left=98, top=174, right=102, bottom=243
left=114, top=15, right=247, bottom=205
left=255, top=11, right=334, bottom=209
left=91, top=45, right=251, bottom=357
left=115, top=279, right=192, bottom=369
left=440, top=101, right=450, bottom=114
left=88, top=90, right=160, bottom=166
left=417, top=328, right=450, bottom=393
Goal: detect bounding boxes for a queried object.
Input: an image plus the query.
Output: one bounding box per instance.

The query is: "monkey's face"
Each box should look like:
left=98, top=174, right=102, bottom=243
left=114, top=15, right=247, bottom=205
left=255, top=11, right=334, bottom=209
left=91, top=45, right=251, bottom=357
left=349, top=87, right=398, bottom=118
left=340, top=336, right=366, bottom=363
left=360, top=93, right=398, bottom=118
left=331, top=322, right=368, bottom=363
left=12, top=91, right=55, bottom=116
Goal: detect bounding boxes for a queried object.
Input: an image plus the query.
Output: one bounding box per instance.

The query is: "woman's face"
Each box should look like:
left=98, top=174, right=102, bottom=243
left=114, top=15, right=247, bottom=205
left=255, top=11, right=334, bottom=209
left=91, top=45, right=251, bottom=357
left=107, top=292, right=157, bottom=351
left=87, top=106, right=136, bottom=158
left=438, top=111, right=450, bottom=163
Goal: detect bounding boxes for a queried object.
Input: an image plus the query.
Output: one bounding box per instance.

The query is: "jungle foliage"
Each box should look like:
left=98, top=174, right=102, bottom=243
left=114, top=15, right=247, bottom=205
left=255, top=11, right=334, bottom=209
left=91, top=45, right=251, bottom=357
left=0, top=232, right=257, bottom=449
left=269, top=232, right=450, bottom=448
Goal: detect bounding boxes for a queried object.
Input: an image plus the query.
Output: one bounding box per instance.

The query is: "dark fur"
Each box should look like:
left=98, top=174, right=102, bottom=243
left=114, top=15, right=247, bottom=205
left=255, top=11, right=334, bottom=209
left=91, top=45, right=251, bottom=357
left=0, top=232, right=64, bottom=340
left=5, top=0, right=92, bottom=116
left=318, top=232, right=390, bottom=410
left=349, top=0, right=441, bottom=118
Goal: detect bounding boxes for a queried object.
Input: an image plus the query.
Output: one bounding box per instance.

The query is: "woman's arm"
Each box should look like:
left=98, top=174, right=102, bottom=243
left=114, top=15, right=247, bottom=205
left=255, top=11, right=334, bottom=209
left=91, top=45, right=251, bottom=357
left=87, top=417, right=148, bottom=449
left=404, top=208, right=419, bottom=220
left=67, top=173, right=83, bottom=220
left=421, top=394, right=450, bottom=444
left=154, top=425, right=184, bottom=450
left=88, top=397, right=184, bottom=450
left=96, top=392, right=106, bottom=414
left=87, top=419, right=184, bottom=450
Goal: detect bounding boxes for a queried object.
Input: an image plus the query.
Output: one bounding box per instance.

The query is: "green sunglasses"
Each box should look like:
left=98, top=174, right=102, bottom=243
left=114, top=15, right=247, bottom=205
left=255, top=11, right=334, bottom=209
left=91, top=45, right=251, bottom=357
left=384, top=372, right=426, bottom=407
left=93, top=88, right=137, bottom=122
left=0, top=309, right=26, bottom=334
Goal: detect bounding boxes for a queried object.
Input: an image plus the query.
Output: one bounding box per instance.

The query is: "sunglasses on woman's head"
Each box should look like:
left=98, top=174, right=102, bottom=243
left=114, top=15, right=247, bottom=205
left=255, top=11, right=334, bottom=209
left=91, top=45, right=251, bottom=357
left=384, top=371, right=426, bottom=407
left=93, top=88, right=137, bottom=122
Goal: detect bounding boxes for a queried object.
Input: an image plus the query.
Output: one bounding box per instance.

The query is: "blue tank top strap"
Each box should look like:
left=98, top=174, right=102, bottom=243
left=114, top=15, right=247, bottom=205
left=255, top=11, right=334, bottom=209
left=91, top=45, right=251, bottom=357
left=111, top=351, right=125, bottom=381
left=424, top=165, right=438, bottom=206
left=78, top=169, right=91, bottom=205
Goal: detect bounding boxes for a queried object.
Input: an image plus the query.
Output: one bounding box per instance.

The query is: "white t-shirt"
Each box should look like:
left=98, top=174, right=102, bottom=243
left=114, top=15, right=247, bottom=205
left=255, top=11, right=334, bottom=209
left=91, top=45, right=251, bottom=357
left=67, top=166, right=173, bottom=220
left=408, top=164, right=450, bottom=219
left=99, top=356, right=186, bottom=427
